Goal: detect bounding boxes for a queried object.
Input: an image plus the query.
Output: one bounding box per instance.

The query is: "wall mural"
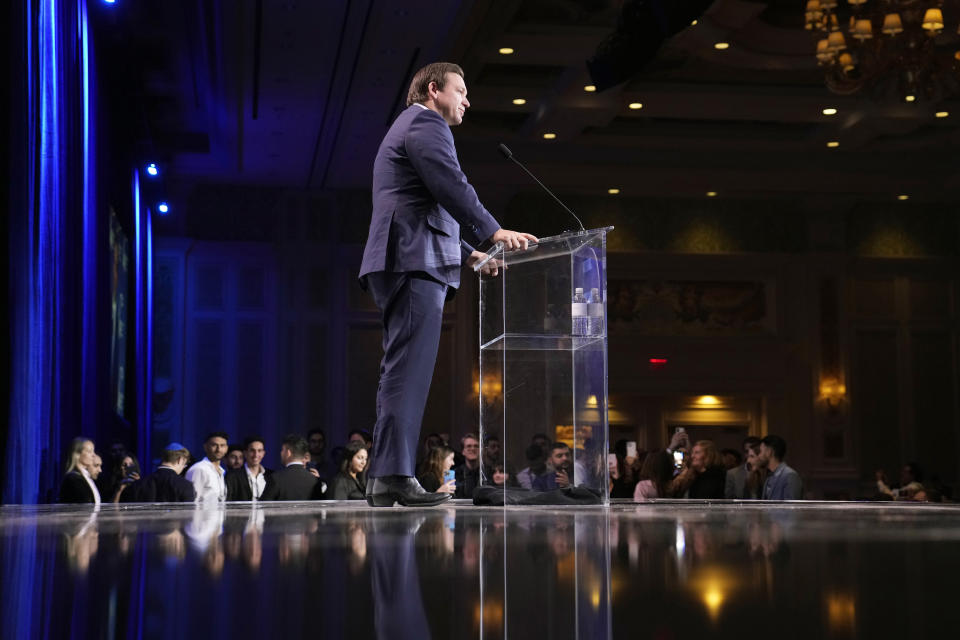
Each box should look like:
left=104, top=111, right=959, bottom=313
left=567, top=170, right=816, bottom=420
left=608, top=279, right=774, bottom=335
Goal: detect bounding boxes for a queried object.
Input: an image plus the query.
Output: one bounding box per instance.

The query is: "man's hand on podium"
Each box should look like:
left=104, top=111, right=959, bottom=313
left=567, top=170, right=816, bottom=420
left=490, top=228, right=538, bottom=251
left=467, top=250, right=503, bottom=276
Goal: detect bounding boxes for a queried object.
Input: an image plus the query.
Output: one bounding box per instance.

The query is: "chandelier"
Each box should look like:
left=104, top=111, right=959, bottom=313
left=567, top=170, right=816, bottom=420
left=804, top=0, right=960, bottom=101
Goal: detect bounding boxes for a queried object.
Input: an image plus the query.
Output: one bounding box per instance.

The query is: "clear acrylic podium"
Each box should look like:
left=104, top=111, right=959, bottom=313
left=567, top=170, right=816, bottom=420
left=474, top=227, right=613, bottom=503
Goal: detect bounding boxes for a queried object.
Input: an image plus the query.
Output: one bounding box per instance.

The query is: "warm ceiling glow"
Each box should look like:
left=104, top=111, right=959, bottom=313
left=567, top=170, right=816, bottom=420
left=714, top=42, right=730, bottom=50
left=628, top=102, right=643, bottom=110
left=897, top=194, right=909, bottom=200
left=905, top=94, right=916, bottom=102
left=607, top=188, right=620, bottom=195
left=706, top=191, right=717, bottom=197
left=696, top=395, right=720, bottom=405
left=826, top=141, right=840, bottom=148
left=935, top=111, right=949, bottom=118
left=498, top=47, right=514, bottom=55
left=542, top=132, right=557, bottom=139
left=584, top=85, right=596, bottom=92
left=822, top=107, right=838, bottom=115
left=512, top=98, right=526, bottom=105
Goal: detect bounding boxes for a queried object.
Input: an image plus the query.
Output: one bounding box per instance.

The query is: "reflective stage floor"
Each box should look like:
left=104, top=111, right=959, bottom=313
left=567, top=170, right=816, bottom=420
left=2, top=500, right=959, bottom=639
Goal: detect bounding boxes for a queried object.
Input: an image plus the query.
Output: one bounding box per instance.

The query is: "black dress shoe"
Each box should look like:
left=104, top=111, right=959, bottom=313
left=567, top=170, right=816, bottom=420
left=365, top=475, right=452, bottom=507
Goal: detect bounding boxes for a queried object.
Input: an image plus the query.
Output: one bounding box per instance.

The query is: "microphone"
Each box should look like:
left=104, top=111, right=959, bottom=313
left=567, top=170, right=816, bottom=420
left=497, top=142, right=585, bottom=232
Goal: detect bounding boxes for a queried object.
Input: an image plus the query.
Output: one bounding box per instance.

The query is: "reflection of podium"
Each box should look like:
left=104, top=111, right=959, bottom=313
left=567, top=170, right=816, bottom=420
left=474, top=227, right=613, bottom=501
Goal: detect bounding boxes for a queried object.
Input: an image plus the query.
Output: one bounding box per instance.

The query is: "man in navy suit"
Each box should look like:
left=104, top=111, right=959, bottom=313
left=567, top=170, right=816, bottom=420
left=360, top=62, right=537, bottom=507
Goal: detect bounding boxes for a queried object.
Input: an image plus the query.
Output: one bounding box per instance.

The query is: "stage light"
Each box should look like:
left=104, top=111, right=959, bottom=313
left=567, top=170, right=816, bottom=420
left=935, top=111, right=949, bottom=118
left=628, top=102, right=643, bottom=110
left=157, top=202, right=169, bottom=214
left=542, top=132, right=556, bottom=139
left=607, top=188, right=620, bottom=194
left=146, top=163, right=159, bottom=177
left=706, top=191, right=717, bottom=197
left=512, top=98, right=526, bottom=105
left=827, top=141, right=840, bottom=148
left=897, top=194, right=909, bottom=200
left=498, top=47, right=514, bottom=55
left=714, top=42, right=730, bottom=50
left=104, top=0, right=116, bottom=4
left=584, top=85, right=596, bottom=92
left=905, top=95, right=916, bottom=102
left=822, top=107, right=837, bottom=115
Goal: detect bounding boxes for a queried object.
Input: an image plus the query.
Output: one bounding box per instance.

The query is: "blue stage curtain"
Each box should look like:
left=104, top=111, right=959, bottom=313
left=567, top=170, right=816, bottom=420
left=5, top=0, right=98, bottom=504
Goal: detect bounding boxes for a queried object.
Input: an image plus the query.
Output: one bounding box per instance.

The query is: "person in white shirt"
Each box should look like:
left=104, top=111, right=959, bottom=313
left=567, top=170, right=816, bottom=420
left=186, top=431, right=229, bottom=504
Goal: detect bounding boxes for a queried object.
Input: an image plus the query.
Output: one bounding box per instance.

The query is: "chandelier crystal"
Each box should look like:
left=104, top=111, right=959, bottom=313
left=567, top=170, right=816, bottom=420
left=805, top=0, right=960, bottom=101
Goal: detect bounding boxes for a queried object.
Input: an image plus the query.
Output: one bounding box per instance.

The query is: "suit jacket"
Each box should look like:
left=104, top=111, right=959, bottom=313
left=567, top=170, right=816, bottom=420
left=261, top=464, right=321, bottom=501
left=359, top=104, right=500, bottom=291
left=121, top=467, right=196, bottom=503
left=58, top=471, right=96, bottom=504
left=225, top=466, right=272, bottom=501
left=725, top=464, right=748, bottom=499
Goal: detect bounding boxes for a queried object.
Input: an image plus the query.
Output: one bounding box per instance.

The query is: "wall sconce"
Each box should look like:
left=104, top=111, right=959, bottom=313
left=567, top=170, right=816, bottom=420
left=819, top=376, right=847, bottom=409
left=472, top=371, right=503, bottom=406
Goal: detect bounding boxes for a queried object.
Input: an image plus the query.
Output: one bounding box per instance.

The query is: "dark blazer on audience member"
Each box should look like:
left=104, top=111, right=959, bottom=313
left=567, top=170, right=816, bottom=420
left=688, top=466, right=727, bottom=499
left=121, top=467, right=196, bottom=503
left=261, top=463, right=321, bottom=501
left=58, top=471, right=96, bottom=504
left=225, top=467, right=273, bottom=501
left=329, top=472, right=366, bottom=500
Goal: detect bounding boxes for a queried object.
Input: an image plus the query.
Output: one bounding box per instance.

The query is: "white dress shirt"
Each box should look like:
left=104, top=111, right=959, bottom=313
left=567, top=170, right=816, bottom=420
left=80, top=467, right=101, bottom=506
left=245, top=463, right=267, bottom=500
left=185, top=457, right=227, bottom=504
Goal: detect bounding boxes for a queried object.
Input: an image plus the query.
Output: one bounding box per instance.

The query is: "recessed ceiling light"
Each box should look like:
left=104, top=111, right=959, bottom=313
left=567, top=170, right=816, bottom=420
left=608, top=188, right=620, bottom=195
left=691, top=20, right=698, bottom=26
left=706, top=191, right=717, bottom=197
left=584, top=85, right=596, bottom=92
left=543, top=133, right=557, bottom=140
left=897, top=194, right=910, bottom=200
left=498, top=47, right=514, bottom=55
left=936, top=111, right=949, bottom=118
left=827, top=141, right=840, bottom=148
left=628, top=102, right=643, bottom=110
left=905, top=94, right=916, bottom=102
left=714, top=42, right=730, bottom=50
left=512, top=98, right=526, bottom=105
left=822, top=107, right=838, bottom=115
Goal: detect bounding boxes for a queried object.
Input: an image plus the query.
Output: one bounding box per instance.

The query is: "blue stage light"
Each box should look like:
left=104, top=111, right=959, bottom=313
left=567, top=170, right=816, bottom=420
left=146, top=163, right=158, bottom=177
left=104, top=0, right=117, bottom=5
left=157, top=202, right=169, bottom=214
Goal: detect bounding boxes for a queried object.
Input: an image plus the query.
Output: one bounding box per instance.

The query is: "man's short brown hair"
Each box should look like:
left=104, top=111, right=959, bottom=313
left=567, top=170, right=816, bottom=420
left=161, top=447, right=190, bottom=465
left=407, top=62, right=464, bottom=107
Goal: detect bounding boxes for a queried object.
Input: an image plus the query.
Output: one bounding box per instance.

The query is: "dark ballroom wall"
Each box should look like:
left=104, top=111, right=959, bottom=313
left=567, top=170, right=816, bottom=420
left=153, top=185, right=960, bottom=497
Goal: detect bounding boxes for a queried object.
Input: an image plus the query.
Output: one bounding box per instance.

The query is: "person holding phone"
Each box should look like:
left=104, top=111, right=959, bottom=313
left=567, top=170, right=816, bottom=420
left=417, top=445, right=457, bottom=494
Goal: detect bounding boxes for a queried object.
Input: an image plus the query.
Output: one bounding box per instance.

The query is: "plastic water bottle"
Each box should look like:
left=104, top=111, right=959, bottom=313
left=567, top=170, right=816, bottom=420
left=588, top=288, right=604, bottom=336
left=571, top=288, right=588, bottom=336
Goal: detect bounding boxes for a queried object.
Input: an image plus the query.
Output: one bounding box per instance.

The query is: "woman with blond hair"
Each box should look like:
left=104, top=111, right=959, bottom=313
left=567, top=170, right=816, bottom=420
left=669, top=439, right=727, bottom=499
left=58, top=437, right=101, bottom=504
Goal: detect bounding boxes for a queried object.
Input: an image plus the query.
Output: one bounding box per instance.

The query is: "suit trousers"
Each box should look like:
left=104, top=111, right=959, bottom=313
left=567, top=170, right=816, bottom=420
left=365, top=271, right=448, bottom=478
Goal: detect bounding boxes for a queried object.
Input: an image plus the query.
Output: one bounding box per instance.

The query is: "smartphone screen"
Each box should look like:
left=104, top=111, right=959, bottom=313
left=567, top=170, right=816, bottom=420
left=626, top=441, right=637, bottom=459
left=673, top=450, right=684, bottom=469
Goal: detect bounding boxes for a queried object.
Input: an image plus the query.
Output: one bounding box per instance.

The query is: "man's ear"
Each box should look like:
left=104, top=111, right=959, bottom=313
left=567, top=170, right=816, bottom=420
left=427, top=81, right=439, bottom=98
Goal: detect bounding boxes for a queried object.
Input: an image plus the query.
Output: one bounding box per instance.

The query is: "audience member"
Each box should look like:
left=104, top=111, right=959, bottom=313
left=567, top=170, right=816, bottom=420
left=744, top=440, right=768, bottom=500
left=121, top=444, right=196, bottom=502
left=226, top=436, right=271, bottom=501
left=610, top=439, right=640, bottom=499
left=481, top=434, right=518, bottom=487
left=454, top=433, right=481, bottom=499
left=109, top=453, right=141, bottom=502
left=516, top=443, right=548, bottom=490
left=875, top=462, right=924, bottom=500
left=186, top=431, right=229, bottom=504
left=91, top=454, right=103, bottom=481
left=329, top=441, right=369, bottom=500
left=670, top=440, right=727, bottom=499
left=347, top=429, right=373, bottom=449
left=416, top=432, right=445, bottom=473
left=58, top=437, right=101, bottom=505
left=306, top=429, right=336, bottom=482
left=757, top=434, right=803, bottom=500
left=417, top=445, right=456, bottom=494
left=533, top=443, right=574, bottom=491
left=225, top=445, right=245, bottom=471
left=633, top=450, right=673, bottom=501
left=262, top=434, right=322, bottom=501
left=725, top=436, right=761, bottom=499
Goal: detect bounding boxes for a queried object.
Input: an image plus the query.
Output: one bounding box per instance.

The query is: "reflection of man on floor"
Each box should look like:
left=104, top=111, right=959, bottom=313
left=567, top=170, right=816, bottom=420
left=359, top=62, right=537, bottom=507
